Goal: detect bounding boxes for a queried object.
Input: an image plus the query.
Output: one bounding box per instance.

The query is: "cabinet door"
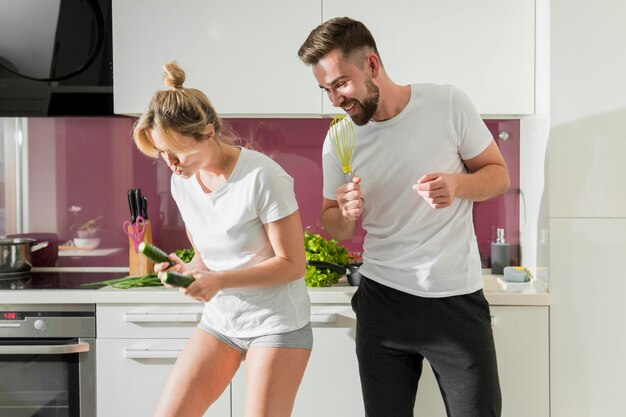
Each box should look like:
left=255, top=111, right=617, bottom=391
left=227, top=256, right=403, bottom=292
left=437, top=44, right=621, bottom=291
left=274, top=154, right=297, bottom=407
left=97, top=338, right=230, bottom=417
left=550, top=219, right=626, bottom=417
left=413, top=305, right=550, bottom=417
left=231, top=305, right=363, bottom=417
left=112, top=0, right=321, bottom=115
left=322, top=0, right=535, bottom=116
left=490, top=306, right=549, bottom=417
left=548, top=117, right=626, bottom=218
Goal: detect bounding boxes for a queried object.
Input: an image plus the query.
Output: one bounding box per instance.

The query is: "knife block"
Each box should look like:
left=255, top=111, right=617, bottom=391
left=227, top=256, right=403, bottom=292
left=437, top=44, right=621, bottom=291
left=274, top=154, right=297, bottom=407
left=128, top=220, right=154, bottom=276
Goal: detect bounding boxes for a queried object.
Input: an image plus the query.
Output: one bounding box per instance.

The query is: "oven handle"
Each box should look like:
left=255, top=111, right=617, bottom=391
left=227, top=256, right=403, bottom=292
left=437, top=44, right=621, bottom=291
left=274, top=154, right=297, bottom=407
left=0, top=342, right=90, bottom=355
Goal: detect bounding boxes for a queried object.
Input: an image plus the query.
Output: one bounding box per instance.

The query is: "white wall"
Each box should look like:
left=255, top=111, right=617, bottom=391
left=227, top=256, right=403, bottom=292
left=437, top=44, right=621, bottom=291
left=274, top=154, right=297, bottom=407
left=519, top=0, right=550, bottom=285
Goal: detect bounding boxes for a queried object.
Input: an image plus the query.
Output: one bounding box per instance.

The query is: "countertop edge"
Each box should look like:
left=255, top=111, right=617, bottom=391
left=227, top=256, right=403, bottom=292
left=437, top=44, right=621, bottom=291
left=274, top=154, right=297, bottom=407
left=0, top=283, right=549, bottom=306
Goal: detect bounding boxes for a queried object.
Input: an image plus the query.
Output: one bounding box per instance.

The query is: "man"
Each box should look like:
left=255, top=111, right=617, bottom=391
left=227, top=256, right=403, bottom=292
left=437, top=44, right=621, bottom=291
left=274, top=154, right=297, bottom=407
left=298, top=17, right=508, bottom=417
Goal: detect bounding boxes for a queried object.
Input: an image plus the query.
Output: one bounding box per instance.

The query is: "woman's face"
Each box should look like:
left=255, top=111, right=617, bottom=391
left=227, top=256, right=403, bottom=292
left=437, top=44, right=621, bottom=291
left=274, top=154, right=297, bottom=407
left=151, top=128, right=213, bottom=178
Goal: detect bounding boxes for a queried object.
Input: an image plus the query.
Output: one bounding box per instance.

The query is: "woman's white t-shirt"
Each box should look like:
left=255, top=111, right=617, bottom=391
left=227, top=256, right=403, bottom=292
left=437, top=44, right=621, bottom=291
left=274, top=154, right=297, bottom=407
left=171, top=147, right=311, bottom=337
left=322, top=84, right=492, bottom=298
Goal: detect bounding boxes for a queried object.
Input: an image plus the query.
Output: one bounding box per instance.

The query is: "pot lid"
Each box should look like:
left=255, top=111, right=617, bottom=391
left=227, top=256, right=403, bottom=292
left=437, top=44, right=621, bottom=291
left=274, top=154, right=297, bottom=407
left=0, top=238, right=37, bottom=245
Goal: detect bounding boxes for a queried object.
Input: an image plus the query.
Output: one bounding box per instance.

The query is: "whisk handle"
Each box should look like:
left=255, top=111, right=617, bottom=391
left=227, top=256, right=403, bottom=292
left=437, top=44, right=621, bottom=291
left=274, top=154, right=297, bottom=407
left=344, top=172, right=353, bottom=183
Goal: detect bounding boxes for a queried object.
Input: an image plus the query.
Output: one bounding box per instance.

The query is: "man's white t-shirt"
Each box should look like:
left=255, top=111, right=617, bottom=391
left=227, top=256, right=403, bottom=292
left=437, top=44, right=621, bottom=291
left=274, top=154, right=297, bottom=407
left=322, top=84, right=493, bottom=297
left=171, top=147, right=311, bottom=337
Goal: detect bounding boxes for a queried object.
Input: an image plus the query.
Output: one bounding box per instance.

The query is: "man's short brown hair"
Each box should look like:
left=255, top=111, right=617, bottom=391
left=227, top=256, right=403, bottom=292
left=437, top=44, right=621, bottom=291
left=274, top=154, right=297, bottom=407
left=298, top=17, right=380, bottom=66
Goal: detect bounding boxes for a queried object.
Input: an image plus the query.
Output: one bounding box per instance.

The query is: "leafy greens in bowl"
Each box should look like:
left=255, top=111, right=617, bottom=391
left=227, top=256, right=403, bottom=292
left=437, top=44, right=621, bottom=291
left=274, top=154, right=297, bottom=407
left=304, top=232, right=348, bottom=287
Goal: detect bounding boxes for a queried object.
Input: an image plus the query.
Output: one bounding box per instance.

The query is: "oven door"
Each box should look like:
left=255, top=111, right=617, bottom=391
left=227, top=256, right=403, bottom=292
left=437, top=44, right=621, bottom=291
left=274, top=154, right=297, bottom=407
left=0, top=337, right=95, bottom=417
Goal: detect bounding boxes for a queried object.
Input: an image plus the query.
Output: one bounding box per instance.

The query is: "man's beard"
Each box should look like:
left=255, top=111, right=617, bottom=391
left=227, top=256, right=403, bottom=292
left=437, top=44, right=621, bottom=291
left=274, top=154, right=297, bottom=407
left=351, top=78, right=379, bottom=126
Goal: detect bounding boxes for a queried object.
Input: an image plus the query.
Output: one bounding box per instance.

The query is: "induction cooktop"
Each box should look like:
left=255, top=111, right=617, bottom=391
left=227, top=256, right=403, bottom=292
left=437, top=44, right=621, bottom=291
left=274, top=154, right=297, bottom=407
left=0, top=271, right=127, bottom=290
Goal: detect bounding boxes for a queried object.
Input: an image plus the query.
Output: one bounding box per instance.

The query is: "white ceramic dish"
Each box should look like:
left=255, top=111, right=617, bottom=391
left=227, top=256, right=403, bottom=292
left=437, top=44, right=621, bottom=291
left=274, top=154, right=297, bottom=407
left=73, top=237, right=101, bottom=249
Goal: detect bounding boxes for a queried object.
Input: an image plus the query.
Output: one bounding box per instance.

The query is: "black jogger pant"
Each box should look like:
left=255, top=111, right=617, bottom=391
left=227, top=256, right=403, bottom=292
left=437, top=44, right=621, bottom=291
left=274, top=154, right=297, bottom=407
left=351, top=275, right=502, bottom=417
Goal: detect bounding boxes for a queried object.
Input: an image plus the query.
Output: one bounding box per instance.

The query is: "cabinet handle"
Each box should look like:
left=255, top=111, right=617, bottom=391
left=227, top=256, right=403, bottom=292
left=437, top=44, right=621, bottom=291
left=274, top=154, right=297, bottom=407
left=310, top=313, right=336, bottom=323
left=124, top=349, right=181, bottom=359
left=124, top=313, right=200, bottom=323
left=491, top=314, right=496, bottom=327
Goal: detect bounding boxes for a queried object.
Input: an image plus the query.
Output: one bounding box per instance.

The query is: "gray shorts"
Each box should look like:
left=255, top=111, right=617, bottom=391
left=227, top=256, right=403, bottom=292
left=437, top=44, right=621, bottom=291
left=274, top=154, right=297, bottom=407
left=199, top=322, right=313, bottom=355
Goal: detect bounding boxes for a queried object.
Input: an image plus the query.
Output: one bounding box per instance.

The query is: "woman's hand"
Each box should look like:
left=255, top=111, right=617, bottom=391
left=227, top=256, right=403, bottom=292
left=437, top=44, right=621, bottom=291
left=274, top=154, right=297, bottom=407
left=180, top=270, right=225, bottom=302
left=154, top=253, right=185, bottom=289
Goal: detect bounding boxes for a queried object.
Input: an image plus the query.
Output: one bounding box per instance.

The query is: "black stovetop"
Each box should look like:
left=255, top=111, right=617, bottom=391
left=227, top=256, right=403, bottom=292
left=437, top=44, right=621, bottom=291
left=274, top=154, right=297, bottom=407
left=0, top=272, right=126, bottom=290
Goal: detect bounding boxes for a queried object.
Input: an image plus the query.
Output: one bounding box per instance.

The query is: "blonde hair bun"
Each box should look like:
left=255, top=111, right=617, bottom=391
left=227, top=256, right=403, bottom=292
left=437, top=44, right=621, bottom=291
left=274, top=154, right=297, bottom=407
left=162, top=61, right=186, bottom=89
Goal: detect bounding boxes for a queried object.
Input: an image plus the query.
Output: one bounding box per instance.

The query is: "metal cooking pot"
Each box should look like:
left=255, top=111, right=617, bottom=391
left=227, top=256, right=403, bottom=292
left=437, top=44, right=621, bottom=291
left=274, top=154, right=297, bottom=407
left=0, top=238, right=49, bottom=273
left=7, top=233, right=59, bottom=267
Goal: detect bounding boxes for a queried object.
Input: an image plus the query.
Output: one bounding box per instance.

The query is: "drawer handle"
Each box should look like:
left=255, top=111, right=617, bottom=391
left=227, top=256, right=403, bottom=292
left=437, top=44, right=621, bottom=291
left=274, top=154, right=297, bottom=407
left=310, top=313, right=336, bottom=323
left=124, top=313, right=200, bottom=323
left=124, top=349, right=181, bottom=359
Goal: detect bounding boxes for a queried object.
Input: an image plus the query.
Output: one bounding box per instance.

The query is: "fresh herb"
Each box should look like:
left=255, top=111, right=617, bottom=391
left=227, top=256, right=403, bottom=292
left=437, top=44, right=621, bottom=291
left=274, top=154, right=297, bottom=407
left=304, top=232, right=348, bottom=287
left=80, top=247, right=195, bottom=290
left=81, top=273, right=162, bottom=289
left=175, top=248, right=195, bottom=263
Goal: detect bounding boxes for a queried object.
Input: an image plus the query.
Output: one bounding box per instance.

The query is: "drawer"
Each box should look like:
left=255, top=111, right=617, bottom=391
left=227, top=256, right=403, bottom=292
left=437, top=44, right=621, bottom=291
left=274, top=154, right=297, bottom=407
left=309, top=304, right=355, bottom=327
left=98, top=304, right=354, bottom=338
left=97, top=338, right=230, bottom=417
left=97, top=304, right=204, bottom=338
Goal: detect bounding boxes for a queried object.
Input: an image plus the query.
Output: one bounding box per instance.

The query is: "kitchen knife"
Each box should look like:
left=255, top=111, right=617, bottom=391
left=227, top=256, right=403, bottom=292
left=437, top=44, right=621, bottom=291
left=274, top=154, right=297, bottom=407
left=142, top=196, right=149, bottom=219
left=127, top=189, right=137, bottom=222
left=133, top=189, right=143, bottom=221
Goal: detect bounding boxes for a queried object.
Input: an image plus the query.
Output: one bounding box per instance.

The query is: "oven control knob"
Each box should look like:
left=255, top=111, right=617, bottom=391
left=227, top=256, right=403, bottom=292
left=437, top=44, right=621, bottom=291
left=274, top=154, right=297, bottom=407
left=33, top=320, right=46, bottom=331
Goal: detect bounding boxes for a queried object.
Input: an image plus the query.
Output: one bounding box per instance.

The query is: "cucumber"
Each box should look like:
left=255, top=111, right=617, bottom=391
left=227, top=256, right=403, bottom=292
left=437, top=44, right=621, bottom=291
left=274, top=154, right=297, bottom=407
left=158, top=271, right=195, bottom=288
left=138, top=242, right=175, bottom=268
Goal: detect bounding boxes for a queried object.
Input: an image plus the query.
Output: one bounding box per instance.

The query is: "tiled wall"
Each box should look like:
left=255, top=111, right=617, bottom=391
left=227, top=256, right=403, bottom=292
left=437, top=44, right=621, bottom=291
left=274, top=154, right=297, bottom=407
left=25, top=117, right=518, bottom=268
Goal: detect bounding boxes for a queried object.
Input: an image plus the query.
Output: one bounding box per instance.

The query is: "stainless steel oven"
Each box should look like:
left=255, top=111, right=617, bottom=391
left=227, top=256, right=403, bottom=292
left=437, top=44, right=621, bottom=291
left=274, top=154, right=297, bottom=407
left=0, top=304, right=95, bottom=417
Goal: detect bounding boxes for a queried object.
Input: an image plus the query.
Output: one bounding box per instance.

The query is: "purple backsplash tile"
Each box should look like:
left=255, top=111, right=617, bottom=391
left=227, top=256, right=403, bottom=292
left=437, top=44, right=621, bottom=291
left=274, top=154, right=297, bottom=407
left=27, top=117, right=518, bottom=268
left=476, top=120, right=520, bottom=267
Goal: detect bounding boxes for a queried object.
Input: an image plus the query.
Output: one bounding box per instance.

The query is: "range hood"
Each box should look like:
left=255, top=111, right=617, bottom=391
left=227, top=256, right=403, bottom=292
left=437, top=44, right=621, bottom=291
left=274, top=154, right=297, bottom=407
left=0, top=0, right=113, bottom=117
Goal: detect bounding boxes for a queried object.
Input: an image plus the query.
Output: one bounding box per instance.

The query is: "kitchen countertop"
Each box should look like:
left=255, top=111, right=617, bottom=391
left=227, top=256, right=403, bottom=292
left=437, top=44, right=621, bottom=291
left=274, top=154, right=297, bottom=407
left=0, top=270, right=549, bottom=306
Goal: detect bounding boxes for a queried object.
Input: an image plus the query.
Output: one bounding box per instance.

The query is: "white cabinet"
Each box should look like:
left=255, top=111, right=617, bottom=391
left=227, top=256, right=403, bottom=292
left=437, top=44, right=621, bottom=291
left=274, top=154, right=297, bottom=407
left=548, top=115, right=626, bottom=218
left=491, top=306, right=549, bottom=417
left=549, top=219, right=626, bottom=417
left=96, top=304, right=230, bottom=417
left=414, top=305, right=550, bottom=417
left=112, top=0, right=321, bottom=116
left=230, top=303, right=547, bottom=417
left=322, top=0, right=535, bottom=116
left=231, top=305, right=363, bottom=417
left=112, top=0, right=535, bottom=117
left=95, top=298, right=548, bottom=417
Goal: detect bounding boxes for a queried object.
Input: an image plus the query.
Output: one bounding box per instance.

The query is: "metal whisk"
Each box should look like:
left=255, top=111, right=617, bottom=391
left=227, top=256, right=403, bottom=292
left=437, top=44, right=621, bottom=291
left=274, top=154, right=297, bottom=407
left=328, top=114, right=356, bottom=182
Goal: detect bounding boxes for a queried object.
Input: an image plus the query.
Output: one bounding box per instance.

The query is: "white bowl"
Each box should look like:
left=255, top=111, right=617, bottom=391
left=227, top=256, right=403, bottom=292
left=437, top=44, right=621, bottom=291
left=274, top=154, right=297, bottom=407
left=73, top=237, right=100, bottom=249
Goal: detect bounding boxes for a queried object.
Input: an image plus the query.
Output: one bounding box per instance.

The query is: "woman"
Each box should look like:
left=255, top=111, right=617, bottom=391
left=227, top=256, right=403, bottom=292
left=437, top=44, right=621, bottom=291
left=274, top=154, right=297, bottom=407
left=133, top=62, right=312, bottom=417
